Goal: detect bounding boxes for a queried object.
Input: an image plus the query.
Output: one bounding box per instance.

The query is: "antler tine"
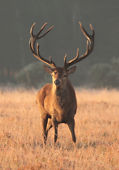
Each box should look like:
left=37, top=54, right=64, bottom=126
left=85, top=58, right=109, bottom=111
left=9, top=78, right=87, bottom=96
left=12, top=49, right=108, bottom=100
left=64, top=53, right=67, bottom=67
left=64, top=22, right=95, bottom=69
left=64, top=48, right=79, bottom=68
left=30, top=42, right=56, bottom=68
left=37, top=22, right=48, bottom=37
left=30, top=22, right=36, bottom=37
left=89, top=24, right=95, bottom=37
left=29, top=22, right=56, bottom=68
left=71, top=48, right=79, bottom=62
left=30, top=22, right=54, bottom=40
left=37, top=22, right=54, bottom=39
left=79, top=22, right=91, bottom=42
left=38, top=25, right=54, bottom=39
left=36, top=43, right=56, bottom=67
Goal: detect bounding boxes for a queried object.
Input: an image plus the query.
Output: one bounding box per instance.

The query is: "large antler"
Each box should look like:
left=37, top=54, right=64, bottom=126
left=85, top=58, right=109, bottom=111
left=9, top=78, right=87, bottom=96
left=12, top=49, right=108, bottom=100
left=29, top=22, right=56, bottom=68
left=64, top=22, right=95, bottom=69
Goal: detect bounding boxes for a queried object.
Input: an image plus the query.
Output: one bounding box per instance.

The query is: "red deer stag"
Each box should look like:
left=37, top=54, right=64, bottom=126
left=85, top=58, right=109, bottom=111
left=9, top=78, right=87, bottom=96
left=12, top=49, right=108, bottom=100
left=29, top=21, right=95, bottom=144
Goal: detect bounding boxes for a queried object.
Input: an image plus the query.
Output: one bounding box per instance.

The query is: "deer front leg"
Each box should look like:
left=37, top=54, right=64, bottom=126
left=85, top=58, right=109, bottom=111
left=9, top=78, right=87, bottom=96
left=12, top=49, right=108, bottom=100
left=41, top=114, right=48, bottom=145
left=52, top=116, right=58, bottom=143
left=67, top=119, right=76, bottom=143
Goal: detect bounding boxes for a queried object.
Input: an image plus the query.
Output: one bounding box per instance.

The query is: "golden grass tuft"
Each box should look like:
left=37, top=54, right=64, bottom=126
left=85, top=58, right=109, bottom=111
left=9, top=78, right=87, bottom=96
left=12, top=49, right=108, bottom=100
left=0, top=88, right=119, bottom=170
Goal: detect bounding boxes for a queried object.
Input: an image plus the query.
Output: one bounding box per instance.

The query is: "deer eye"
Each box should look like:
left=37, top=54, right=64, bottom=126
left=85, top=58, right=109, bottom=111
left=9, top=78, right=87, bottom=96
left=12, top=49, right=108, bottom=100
left=54, top=71, right=57, bottom=75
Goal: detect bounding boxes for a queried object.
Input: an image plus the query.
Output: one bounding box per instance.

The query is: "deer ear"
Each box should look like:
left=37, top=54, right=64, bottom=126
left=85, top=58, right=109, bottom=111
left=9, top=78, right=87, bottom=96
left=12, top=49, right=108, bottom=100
left=67, top=66, right=76, bottom=74
left=43, top=65, right=54, bottom=74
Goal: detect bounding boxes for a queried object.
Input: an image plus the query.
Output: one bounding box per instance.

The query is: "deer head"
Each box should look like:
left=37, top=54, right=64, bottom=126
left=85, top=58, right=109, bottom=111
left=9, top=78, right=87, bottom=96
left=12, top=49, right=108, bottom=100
left=29, top=22, right=95, bottom=88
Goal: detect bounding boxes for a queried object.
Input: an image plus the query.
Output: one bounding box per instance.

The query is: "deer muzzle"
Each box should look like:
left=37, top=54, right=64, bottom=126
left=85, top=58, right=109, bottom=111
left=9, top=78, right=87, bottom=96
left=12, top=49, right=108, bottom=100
left=54, top=79, right=60, bottom=86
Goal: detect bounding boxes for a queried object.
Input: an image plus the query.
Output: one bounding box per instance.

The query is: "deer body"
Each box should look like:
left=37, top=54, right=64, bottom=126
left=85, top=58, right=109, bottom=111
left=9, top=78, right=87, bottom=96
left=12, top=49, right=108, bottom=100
left=37, top=79, right=77, bottom=123
left=29, top=21, right=95, bottom=144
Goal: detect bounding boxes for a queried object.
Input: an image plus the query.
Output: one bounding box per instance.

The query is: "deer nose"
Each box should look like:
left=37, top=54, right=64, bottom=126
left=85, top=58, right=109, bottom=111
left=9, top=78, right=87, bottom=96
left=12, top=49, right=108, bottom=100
left=54, top=79, right=60, bottom=86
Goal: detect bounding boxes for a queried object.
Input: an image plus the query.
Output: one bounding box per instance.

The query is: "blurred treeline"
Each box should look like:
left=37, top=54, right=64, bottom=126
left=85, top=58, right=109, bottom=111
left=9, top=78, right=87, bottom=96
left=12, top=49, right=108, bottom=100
left=0, top=0, right=119, bottom=88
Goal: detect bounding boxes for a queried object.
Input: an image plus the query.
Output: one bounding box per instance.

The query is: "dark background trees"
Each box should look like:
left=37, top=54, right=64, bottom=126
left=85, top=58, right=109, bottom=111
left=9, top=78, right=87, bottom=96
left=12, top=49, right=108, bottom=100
left=0, top=0, right=119, bottom=88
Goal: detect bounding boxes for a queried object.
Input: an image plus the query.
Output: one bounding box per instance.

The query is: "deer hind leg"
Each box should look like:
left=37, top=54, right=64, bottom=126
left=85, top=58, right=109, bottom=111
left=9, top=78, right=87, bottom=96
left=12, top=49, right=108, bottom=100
left=41, top=114, right=48, bottom=145
left=46, top=118, right=53, bottom=135
left=67, top=119, right=76, bottom=143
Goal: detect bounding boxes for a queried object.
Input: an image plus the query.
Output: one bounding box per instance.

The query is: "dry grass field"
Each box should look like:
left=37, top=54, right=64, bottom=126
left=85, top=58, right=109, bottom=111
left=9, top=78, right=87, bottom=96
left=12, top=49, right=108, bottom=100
left=0, top=87, right=119, bottom=170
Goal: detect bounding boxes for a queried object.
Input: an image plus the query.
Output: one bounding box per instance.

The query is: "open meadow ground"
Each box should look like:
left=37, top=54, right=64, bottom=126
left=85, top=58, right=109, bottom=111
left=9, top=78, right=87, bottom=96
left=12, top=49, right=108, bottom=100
left=0, top=88, right=119, bottom=170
